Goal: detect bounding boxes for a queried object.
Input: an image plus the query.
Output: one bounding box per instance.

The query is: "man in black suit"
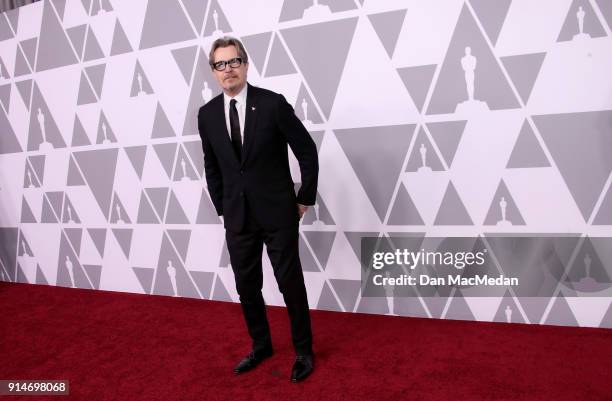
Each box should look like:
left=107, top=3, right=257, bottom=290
left=197, top=36, right=318, bottom=382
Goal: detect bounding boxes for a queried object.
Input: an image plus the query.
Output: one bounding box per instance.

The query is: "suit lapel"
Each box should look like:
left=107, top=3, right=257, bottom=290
left=241, top=83, right=259, bottom=168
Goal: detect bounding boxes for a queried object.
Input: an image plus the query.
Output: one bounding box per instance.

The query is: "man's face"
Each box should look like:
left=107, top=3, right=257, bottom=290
left=211, top=45, right=248, bottom=96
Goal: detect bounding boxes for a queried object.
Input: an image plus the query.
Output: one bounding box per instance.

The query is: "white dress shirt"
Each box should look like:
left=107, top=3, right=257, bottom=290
left=223, top=84, right=247, bottom=144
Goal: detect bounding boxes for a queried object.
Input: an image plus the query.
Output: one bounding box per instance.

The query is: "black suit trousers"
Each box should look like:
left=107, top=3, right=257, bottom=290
left=225, top=197, right=313, bottom=356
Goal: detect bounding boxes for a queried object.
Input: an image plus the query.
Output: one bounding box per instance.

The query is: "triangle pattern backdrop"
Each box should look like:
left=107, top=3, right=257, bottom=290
left=0, top=0, right=611, bottom=329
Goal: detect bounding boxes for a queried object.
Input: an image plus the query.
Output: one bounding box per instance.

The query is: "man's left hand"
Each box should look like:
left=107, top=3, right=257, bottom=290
left=297, top=204, right=309, bottom=219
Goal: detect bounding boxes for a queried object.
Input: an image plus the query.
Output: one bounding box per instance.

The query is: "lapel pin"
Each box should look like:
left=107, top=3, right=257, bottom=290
left=251, top=106, right=256, bottom=111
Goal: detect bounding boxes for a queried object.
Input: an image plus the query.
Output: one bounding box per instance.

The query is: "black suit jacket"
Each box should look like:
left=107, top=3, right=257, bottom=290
left=197, top=83, right=319, bottom=232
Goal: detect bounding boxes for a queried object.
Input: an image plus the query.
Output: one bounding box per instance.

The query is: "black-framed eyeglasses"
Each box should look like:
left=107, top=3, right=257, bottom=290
left=211, top=57, right=243, bottom=71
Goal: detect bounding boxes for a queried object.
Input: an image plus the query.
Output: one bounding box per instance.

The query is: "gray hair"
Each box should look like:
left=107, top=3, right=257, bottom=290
left=208, top=36, right=249, bottom=68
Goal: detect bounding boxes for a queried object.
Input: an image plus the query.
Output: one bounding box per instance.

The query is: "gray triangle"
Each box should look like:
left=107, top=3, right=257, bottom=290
left=388, top=183, right=424, bottom=225
left=0, top=11, right=15, bottom=41
left=27, top=155, right=45, bottom=186
left=557, top=0, right=606, bottom=42
left=16, top=262, right=28, bottom=283
left=166, top=229, right=191, bottom=262
left=433, top=181, right=473, bottom=225
left=73, top=148, right=118, bottom=219
left=111, top=193, right=131, bottom=224
left=445, top=290, right=476, bottom=321
left=67, top=24, right=87, bottom=59
left=183, top=140, right=204, bottom=178
left=81, top=0, right=93, bottom=15
left=171, top=45, right=198, bottom=85
left=124, top=146, right=147, bottom=180
left=0, top=106, right=21, bottom=154
left=396, top=64, right=436, bottom=112
left=96, top=111, right=117, bottom=144
left=85, top=63, right=105, bottom=99
left=329, top=279, right=361, bottom=312
left=368, top=9, right=406, bottom=58
left=335, top=125, right=415, bottom=221
left=316, top=281, right=342, bottom=311
left=344, top=231, right=380, bottom=264
left=299, top=234, right=321, bottom=272
left=279, top=0, right=356, bottom=22
left=301, top=192, right=334, bottom=225
left=595, top=0, right=612, bottom=31
left=133, top=267, right=155, bottom=293
left=20, top=197, right=37, bottom=223
left=533, top=111, right=612, bottom=222
left=137, top=190, right=162, bottom=224
left=45, top=191, right=63, bottom=221
left=62, top=196, right=81, bottom=223
left=506, top=120, right=550, bottom=168
left=52, top=0, right=67, bottom=21
left=140, top=0, right=196, bottom=49
left=166, top=191, right=190, bottom=223
left=212, top=274, right=232, bottom=301
left=151, top=103, right=176, bottom=138
left=483, top=179, right=526, bottom=226
left=153, top=232, right=199, bottom=297
left=470, top=0, right=512, bottom=45
left=91, top=0, right=113, bottom=15
left=564, top=237, right=611, bottom=285
left=57, top=232, right=88, bottom=288
left=0, top=82, right=10, bottom=111
left=218, top=239, right=230, bottom=267
left=426, top=120, right=466, bottom=168
left=83, top=27, right=105, bottom=61
left=77, top=71, right=98, bottom=105
left=87, top=228, right=106, bottom=257
left=71, top=115, right=91, bottom=146
left=545, top=295, right=579, bottom=326
left=303, top=231, right=335, bottom=270
left=293, top=83, right=324, bottom=124
left=145, top=187, right=169, bottom=221
left=196, top=188, right=221, bottom=224
left=191, top=271, right=214, bottom=299
left=493, top=290, right=526, bottom=324
left=501, top=53, right=545, bottom=104
left=264, top=33, right=296, bottom=77
left=36, top=264, right=49, bottom=285
left=111, top=228, right=132, bottom=259
left=5, top=7, right=19, bottom=33
left=355, top=296, right=389, bottom=314
left=0, top=228, right=18, bottom=278
left=110, top=19, right=133, bottom=56
left=131, top=60, right=153, bottom=97
left=241, top=31, right=272, bottom=75
left=202, top=0, right=232, bottom=37
left=36, top=1, right=78, bottom=72
left=64, top=228, right=82, bottom=254
left=0, top=58, right=10, bottom=80
left=16, top=79, right=32, bottom=109
left=14, top=45, right=31, bottom=77
left=594, top=185, right=612, bottom=224
left=67, top=154, right=87, bottom=186
left=172, top=146, right=198, bottom=181
left=427, top=4, right=520, bottom=114
left=281, top=17, right=358, bottom=119
left=600, top=301, right=612, bottom=328
left=182, top=0, right=209, bottom=35
left=153, top=142, right=178, bottom=179
left=182, top=48, right=222, bottom=136
left=21, top=38, right=37, bottom=71
left=405, top=127, right=445, bottom=172
left=83, top=264, right=102, bottom=289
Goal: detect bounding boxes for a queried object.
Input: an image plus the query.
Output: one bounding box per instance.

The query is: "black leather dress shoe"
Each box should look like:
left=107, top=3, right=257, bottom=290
left=290, top=353, right=314, bottom=382
left=233, top=348, right=273, bottom=374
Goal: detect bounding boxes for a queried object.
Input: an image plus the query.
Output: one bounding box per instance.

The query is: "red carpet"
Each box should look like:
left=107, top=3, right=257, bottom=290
left=1, top=282, right=611, bottom=401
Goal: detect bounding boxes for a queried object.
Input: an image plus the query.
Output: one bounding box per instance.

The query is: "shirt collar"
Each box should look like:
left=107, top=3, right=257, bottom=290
left=223, top=83, right=248, bottom=108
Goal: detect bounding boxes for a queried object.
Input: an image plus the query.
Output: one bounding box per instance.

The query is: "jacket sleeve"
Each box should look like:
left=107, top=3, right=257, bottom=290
left=198, top=107, right=224, bottom=216
left=275, top=94, right=319, bottom=206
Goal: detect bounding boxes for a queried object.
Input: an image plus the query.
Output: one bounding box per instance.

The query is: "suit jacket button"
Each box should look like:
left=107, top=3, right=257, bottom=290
left=240, top=191, right=244, bottom=197
left=240, top=170, right=243, bottom=175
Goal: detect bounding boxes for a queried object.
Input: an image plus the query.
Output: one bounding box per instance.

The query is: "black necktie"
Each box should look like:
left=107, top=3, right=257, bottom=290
left=229, top=99, right=242, bottom=160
